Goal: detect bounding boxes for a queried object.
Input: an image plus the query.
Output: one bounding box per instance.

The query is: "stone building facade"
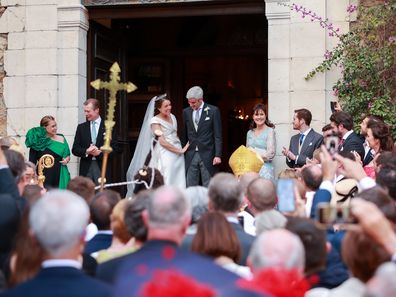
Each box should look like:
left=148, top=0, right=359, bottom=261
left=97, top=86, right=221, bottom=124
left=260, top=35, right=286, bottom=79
left=0, top=0, right=355, bottom=177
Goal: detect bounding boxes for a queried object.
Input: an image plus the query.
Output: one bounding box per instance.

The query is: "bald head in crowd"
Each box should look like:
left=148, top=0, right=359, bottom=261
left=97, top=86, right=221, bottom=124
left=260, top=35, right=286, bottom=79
left=239, top=172, right=260, bottom=194
left=246, top=178, right=277, bottom=216
left=301, top=165, right=323, bottom=192
left=248, top=229, right=305, bottom=273
left=143, top=186, right=191, bottom=245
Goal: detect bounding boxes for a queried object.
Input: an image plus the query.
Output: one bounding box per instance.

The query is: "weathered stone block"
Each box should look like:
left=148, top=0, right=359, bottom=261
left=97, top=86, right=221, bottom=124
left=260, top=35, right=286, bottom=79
left=3, top=76, right=25, bottom=108
left=25, top=75, right=57, bottom=107
left=290, top=23, right=325, bottom=57
left=0, top=6, right=25, bottom=33
left=290, top=90, right=326, bottom=129
left=4, top=49, right=25, bottom=75
left=56, top=107, right=78, bottom=136
left=8, top=32, right=25, bottom=49
left=25, top=48, right=57, bottom=75
left=25, top=5, right=57, bottom=31
left=268, top=24, right=289, bottom=59
left=268, top=91, right=291, bottom=124
left=290, top=57, right=325, bottom=91
left=268, top=59, right=290, bottom=92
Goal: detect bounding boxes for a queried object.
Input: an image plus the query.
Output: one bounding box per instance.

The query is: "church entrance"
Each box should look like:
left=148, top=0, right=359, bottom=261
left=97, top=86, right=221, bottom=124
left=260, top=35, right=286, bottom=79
left=86, top=1, right=267, bottom=194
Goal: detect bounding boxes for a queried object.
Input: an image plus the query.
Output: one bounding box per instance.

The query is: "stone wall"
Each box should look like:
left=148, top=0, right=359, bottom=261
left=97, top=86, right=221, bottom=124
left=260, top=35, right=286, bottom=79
left=0, top=0, right=88, bottom=176
left=265, top=0, right=352, bottom=174
left=0, top=6, right=6, bottom=137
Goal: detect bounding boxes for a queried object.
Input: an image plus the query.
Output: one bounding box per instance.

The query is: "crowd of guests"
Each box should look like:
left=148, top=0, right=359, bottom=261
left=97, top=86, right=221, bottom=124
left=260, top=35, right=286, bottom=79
left=1, top=102, right=396, bottom=297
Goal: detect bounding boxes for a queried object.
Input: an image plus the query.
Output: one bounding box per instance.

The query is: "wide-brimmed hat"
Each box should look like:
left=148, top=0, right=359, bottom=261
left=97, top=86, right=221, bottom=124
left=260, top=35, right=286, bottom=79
left=330, top=178, right=358, bottom=205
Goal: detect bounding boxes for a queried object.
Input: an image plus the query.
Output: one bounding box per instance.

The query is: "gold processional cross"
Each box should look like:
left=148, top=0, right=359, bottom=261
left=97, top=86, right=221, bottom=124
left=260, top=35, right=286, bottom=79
left=90, top=62, right=137, bottom=191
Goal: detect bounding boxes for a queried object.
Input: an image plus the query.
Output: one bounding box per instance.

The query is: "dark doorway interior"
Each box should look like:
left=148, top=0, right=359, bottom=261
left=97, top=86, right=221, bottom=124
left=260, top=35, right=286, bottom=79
left=87, top=2, right=267, bottom=195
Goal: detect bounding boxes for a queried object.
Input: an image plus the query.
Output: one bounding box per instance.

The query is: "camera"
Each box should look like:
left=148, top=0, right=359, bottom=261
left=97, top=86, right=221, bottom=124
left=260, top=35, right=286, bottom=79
left=325, top=132, right=339, bottom=156
left=317, top=202, right=355, bottom=225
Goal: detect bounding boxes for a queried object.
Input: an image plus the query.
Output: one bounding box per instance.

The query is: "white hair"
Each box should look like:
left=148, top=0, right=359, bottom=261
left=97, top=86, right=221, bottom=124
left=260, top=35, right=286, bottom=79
left=148, top=186, right=191, bottom=228
left=29, top=190, right=89, bottom=257
left=186, top=86, right=203, bottom=99
left=185, top=186, right=208, bottom=223
left=255, top=210, right=288, bottom=235
left=249, top=229, right=305, bottom=272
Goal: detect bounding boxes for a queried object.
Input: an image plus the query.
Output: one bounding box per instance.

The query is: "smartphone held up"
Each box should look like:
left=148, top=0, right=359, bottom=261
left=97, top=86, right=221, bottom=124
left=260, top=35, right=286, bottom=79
left=325, top=132, right=339, bottom=156
left=276, top=178, right=295, bottom=213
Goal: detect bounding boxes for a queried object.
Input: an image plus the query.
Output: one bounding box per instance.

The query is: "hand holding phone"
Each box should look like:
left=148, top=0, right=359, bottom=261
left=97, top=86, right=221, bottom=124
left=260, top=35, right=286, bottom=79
left=325, top=132, right=339, bottom=156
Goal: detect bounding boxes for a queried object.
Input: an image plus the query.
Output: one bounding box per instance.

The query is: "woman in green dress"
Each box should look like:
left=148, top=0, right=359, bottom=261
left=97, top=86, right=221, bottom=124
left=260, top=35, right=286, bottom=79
left=25, top=115, right=71, bottom=189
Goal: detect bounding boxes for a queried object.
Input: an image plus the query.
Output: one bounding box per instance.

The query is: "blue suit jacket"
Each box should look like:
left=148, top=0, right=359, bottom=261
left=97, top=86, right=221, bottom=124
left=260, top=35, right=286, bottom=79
left=1, top=266, right=111, bottom=297
left=309, top=189, right=332, bottom=219
left=112, top=240, right=239, bottom=297
left=84, top=233, right=112, bottom=255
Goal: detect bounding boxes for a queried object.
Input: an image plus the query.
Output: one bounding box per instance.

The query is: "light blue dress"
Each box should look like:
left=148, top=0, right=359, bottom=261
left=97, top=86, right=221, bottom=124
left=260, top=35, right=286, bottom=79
left=246, top=127, right=276, bottom=181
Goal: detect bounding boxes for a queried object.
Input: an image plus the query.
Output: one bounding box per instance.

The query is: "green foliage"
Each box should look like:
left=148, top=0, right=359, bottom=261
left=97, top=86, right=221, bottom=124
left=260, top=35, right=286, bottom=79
left=306, top=3, right=396, bottom=138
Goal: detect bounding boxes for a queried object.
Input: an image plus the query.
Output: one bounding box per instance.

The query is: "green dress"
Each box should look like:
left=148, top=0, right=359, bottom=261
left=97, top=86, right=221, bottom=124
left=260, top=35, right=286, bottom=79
left=25, top=127, right=71, bottom=189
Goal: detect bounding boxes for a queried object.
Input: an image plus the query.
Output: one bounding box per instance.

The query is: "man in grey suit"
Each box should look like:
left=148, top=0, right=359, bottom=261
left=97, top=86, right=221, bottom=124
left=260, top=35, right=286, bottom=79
left=182, top=86, right=222, bottom=187
left=282, top=108, right=323, bottom=168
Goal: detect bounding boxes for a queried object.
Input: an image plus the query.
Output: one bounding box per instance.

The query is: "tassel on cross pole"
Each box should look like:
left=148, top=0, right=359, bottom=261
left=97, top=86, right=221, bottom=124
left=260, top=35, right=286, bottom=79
left=90, top=62, right=137, bottom=191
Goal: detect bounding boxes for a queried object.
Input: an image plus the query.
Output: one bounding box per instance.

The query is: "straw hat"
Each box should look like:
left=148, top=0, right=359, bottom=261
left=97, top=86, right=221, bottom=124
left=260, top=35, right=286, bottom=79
left=330, top=178, right=358, bottom=206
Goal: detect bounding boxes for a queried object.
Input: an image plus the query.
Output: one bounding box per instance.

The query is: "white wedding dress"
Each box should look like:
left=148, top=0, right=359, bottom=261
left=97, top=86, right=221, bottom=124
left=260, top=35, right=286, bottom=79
left=149, top=114, right=186, bottom=189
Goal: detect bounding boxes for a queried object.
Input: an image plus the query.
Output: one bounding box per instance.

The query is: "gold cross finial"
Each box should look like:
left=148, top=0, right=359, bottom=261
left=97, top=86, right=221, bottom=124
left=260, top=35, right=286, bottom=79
left=90, top=62, right=137, bottom=191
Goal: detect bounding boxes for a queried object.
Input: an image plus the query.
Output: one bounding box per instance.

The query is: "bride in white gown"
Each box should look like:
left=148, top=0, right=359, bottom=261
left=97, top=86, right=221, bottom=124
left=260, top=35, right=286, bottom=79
left=126, top=94, right=188, bottom=196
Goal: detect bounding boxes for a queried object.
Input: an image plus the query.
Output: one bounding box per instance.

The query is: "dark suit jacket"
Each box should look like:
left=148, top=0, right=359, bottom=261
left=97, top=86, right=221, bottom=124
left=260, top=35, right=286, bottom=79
left=229, top=222, right=255, bottom=266
left=286, top=129, right=323, bottom=168
left=0, top=168, right=21, bottom=203
left=182, top=103, right=222, bottom=176
left=339, top=131, right=365, bottom=161
left=1, top=266, right=111, bottom=297
left=112, top=240, right=239, bottom=297
left=84, top=233, right=112, bottom=255
left=72, top=120, right=118, bottom=179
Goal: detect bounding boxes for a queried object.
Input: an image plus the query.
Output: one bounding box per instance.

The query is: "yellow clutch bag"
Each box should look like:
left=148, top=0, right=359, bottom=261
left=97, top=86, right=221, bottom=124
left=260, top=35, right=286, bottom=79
left=229, top=145, right=264, bottom=177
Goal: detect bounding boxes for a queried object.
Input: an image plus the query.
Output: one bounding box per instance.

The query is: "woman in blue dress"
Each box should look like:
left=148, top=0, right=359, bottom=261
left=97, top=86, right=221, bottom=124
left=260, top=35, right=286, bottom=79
left=246, top=104, right=276, bottom=180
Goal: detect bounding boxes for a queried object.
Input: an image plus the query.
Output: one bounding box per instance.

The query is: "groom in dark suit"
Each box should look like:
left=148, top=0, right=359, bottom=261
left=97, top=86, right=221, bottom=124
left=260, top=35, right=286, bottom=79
left=182, top=86, right=222, bottom=187
left=282, top=108, right=323, bottom=168
left=72, top=99, right=118, bottom=185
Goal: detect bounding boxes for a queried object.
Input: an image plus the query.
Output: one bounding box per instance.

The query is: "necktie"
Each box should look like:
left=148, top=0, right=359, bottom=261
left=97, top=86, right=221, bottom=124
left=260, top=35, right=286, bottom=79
left=299, top=133, right=305, bottom=146
left=194, top=109, right=200, bottom=128
left=339, top=138, right=345, bottom=150
left=91, top=121, right=97, bottom=144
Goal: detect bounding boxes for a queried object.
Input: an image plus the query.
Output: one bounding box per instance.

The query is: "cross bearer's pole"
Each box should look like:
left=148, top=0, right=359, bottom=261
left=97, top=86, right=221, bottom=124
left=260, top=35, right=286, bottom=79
left=90, top=62, right=137, bottom=191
